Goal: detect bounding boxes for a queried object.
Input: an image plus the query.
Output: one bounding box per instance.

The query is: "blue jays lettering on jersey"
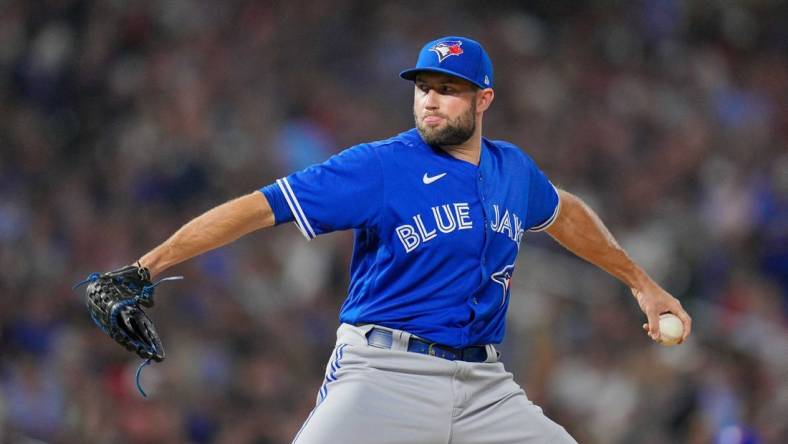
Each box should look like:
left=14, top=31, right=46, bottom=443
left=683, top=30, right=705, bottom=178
left=261, top=129, right=559, bottom=348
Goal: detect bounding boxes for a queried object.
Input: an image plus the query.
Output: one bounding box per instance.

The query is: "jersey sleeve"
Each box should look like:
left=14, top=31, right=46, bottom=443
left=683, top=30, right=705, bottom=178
left=524, top=159, right=560, bottom=232
left=260, top=143, right=382, bottom=240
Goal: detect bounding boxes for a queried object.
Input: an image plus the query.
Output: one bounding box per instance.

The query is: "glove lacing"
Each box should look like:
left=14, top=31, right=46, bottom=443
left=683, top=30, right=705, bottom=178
left=75, top=272, right=183, bottom=398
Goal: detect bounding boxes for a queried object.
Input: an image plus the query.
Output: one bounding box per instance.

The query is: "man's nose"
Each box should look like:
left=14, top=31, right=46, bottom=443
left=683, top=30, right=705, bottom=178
left=424, top=89, right=439, bottom=109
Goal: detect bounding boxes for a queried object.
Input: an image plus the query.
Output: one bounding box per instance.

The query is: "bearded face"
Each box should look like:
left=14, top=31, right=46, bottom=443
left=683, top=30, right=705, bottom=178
left=415, top=98, right=477, bottom=146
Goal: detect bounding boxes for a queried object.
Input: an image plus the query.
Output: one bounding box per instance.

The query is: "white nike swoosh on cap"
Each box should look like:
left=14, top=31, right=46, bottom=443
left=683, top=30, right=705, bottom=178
left=422, top=172, right=447, bottom=184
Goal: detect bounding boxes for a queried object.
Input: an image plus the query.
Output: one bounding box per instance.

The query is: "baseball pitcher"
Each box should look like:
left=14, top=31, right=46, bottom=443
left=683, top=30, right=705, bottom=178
left=83, top=36, right=692, bottom=443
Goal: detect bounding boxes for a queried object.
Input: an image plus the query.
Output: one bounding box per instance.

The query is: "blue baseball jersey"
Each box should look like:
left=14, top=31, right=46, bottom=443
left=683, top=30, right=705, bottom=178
left=261, top=128, right=559, bottom=348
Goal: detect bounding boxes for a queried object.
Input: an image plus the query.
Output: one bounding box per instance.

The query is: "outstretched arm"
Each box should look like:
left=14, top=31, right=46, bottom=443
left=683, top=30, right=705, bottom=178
left=545, top=189, right=692, bottom=343
left=138, top=191, right=274, bottom=277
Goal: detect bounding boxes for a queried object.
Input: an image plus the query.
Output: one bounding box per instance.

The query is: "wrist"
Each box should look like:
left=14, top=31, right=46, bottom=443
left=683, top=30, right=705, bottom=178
left=628, top=269, right=654, bottom=298
left=138, top=254, right=163, bottom=279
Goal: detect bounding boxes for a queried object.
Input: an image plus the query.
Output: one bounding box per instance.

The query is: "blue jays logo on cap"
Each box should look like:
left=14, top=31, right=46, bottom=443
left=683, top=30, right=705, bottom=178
left=430, top=40, right=464, bottom=63
left=400, top=36, right=494, bottom=89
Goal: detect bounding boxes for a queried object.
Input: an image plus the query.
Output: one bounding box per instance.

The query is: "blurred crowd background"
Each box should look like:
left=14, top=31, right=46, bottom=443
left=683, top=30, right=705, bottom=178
left=1, top=0, right=786, bottom=443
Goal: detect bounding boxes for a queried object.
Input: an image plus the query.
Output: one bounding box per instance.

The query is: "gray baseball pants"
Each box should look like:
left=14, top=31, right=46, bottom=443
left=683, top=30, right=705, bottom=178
left=292, top=323, right=578, bottom=444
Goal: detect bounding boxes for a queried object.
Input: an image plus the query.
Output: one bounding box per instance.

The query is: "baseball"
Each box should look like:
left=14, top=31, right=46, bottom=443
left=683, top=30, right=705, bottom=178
left=658, top=313, right=684, bottom=346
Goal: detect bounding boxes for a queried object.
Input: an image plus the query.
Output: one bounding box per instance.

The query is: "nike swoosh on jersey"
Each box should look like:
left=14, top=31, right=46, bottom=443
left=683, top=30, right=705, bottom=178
left=422, top=172, right=447, bottom=184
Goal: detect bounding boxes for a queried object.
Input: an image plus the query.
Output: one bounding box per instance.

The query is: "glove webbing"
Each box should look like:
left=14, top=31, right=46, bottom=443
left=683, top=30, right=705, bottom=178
left=75, top=273, right=183, bottom=397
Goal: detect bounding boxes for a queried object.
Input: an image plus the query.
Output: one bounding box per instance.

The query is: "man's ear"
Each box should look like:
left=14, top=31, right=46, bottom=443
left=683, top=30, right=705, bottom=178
left=477, top=88, right=494, bottom=113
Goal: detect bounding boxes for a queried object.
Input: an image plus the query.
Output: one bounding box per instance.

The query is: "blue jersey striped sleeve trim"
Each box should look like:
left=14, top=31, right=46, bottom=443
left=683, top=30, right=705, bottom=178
left=528, top=183, right=561, bottom=232
left=277, top=178, right=317, bottom=240
left=259, top=183, right=293, bottom=225
left=258, top=180, right=317, bottom=241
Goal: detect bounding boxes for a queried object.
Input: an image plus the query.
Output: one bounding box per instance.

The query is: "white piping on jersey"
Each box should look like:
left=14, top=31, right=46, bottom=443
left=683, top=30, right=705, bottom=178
left=528, top=183, right=561, bottom=232
left=277, top=178, right=317, bottom=240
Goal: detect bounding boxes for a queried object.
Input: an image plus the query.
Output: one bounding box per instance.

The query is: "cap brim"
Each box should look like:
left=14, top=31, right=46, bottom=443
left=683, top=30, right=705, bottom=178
left=399, top=67, right=487, bottom=89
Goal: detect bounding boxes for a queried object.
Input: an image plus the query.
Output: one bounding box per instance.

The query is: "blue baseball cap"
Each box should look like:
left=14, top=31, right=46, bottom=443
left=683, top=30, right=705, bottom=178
left=400, top=36, right=494, bottom=89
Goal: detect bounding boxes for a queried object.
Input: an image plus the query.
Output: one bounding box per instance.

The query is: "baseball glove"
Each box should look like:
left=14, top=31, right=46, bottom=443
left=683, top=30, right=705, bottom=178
left=76, top=263, right=181, bottom=396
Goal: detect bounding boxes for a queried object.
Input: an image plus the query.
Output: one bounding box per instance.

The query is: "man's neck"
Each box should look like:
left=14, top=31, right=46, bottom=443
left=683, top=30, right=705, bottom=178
left=440, top=121, right=483, bottom=165
left=441, top=141, right=480, bottom=165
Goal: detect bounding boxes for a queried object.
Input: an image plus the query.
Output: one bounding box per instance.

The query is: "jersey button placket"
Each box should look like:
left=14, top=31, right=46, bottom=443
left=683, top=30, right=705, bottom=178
left=477, top=172, right=489, bottom=270
left=473, top=173, right=488, bottom=333
left=464, top=171, right=488, bottom=339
